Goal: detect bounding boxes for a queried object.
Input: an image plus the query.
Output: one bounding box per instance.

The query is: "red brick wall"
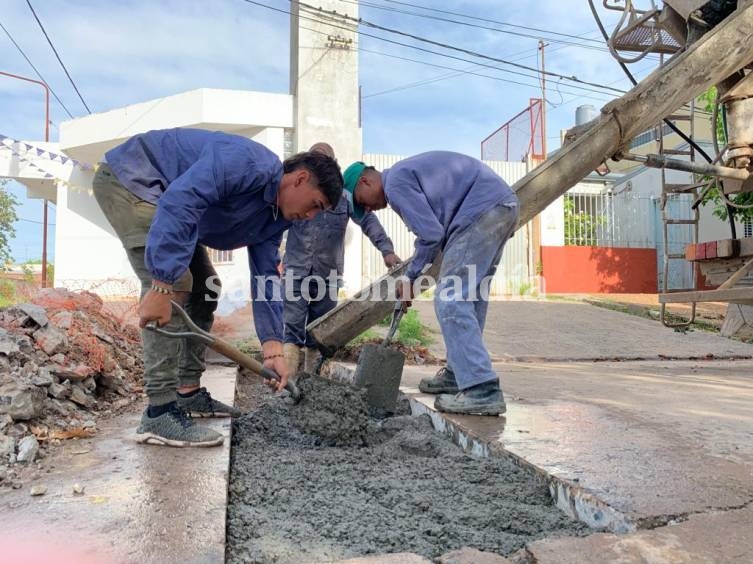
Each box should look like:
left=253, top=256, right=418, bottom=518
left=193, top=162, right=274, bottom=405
left=541, top=246, right=657, bottom=293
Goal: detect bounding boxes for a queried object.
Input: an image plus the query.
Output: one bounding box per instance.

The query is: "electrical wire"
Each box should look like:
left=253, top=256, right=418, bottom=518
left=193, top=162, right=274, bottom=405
left=0, top=19, right=74, bottom=119
left=335, top=0, right=618, bottom=53
left=371, top=0, right=614, bottom=45
left=355, top=46, right=613, bottom=102
left=244, top=0, right=629, bottom=99
left=296, top=0, right=629, bottom=94
left=25, top=0, right=92, bottom=114
left=16, top=217, right=56, bottom=226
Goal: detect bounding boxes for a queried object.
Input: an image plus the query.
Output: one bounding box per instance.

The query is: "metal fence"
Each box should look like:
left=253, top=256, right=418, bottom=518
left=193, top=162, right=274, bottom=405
left=480, top=98, right=545, bottom=162
left=564, top=191, right=657, bottom=248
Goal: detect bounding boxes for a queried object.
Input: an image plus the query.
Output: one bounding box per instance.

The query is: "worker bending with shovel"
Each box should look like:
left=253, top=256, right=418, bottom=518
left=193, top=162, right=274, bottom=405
left=93, top=128, right=343, bottom=447
left=342, top=153, right=518, bottom=415
left=283, top=142, right=401, bottom=373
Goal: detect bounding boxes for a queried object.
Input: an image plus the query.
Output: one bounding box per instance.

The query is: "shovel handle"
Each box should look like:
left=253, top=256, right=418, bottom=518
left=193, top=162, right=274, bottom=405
left=145, top=309, right=301, bottom=401
left=209, top=338, right=301, bottom=401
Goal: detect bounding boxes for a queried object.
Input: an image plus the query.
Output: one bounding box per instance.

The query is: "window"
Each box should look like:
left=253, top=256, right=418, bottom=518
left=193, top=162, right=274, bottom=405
left=210, top=249, right=233, bottom=264
left=745, top=220, right=753, bottom=239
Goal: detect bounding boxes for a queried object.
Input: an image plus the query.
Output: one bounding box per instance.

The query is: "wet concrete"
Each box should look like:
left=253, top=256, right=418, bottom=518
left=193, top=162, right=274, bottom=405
left=226, top=377, right=587, bottom=564
left=0, top=367, right=236, bottom=564
left=400, top=360, right=753, bottom=532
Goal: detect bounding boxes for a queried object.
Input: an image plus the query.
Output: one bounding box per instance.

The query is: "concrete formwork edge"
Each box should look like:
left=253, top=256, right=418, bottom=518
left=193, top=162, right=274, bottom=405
left=408, top=399, right=635, bottom=534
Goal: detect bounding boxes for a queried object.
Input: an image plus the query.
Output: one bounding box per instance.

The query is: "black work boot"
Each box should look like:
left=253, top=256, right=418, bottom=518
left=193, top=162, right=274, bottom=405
left=434, top=380, right=506, bottom=416
left=418, top=366, right=459, bottom=394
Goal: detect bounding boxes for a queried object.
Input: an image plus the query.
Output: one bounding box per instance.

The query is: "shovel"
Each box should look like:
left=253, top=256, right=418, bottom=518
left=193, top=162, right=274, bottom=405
left=352, top=301, right=406, bottom=414
left=146, top=301, right=302, bottom=402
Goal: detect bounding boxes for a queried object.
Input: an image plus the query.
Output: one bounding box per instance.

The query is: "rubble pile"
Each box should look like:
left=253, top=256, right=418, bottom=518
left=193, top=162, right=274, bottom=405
left=0, top=288, right=143, bottom=485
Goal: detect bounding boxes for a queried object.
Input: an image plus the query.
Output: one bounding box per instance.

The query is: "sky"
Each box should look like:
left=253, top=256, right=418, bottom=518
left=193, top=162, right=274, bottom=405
left=0, top=0, right=662, bottom=263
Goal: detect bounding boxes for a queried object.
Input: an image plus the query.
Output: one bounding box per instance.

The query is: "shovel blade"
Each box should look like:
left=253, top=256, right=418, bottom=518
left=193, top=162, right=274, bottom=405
left=354, top=344, right=405, bottom=414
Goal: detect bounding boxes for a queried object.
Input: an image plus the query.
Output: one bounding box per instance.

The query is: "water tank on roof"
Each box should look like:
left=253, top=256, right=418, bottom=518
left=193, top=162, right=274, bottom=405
left=576, top=105, right=598, bottom=126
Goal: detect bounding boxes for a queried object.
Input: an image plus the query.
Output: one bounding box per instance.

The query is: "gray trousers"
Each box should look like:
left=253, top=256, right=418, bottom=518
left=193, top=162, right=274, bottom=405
left=283, top=270, right=338, bottom=348
left=93, top=164, right=220, bottom=406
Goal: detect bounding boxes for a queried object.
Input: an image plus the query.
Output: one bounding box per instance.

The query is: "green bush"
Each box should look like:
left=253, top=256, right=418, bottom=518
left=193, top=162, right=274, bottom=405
left=348, top=328, right=379, bottom=346
left=397, top=309, right=432, bottom=346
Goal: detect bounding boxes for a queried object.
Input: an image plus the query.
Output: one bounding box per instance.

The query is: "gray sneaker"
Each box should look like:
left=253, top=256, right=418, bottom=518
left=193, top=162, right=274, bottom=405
left=135, top=404, right=224, bottom=447
left=434, top=381, right=506, bottom=416
left=418, top=366, right=460, bottom=394
left=177, top=387, right=242, bottom=418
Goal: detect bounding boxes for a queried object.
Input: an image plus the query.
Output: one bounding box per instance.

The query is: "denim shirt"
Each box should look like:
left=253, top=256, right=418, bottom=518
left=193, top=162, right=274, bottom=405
left=105, top=128, right=291, bottom=342
left=283, top=195, right=394, bottom=284
left=383, top=151, right=518, bottom=280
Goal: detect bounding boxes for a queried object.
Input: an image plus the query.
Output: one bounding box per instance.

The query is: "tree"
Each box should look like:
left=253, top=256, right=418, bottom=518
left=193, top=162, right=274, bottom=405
left=0, top=180, right=19, bottom=269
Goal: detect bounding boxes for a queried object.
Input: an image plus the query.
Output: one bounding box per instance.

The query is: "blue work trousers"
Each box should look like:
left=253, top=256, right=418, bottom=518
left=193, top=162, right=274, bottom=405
left=434, top=203, right=519, bottom=390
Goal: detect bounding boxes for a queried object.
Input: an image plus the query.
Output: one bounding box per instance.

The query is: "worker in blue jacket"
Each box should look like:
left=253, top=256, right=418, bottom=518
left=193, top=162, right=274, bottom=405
left=93, top=128, right=342, bottom=447
left=342, top=152, right=518, bottom=416
left=282, top=143, right=401, bottom=373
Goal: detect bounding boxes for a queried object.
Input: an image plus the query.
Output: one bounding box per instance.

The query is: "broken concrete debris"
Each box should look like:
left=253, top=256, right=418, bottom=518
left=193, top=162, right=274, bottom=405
left=0, top=288, right=144, bottom=488
left=29, top=484, right=46, bottom=496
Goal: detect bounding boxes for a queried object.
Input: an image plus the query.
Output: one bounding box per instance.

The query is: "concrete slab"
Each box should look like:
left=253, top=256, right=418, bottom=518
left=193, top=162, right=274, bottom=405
left=411, top=300, right=753, bottom=361
left=0, top=367, right=236, bottom=564
left=525, top=505, right=753, bottom=563
left=401, top=360, right=753, bottom=532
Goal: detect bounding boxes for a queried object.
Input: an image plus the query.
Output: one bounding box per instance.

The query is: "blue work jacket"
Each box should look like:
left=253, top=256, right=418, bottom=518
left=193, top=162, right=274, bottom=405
left=283, top=195, right=394, bottom=284
left=105, top=128, right=290, bottom=342
left=383, top=151, right=518, bottom=281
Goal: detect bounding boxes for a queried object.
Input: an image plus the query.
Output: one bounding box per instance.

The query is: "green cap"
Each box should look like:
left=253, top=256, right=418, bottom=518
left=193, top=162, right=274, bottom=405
left=343, top=161, right=367, bottom=220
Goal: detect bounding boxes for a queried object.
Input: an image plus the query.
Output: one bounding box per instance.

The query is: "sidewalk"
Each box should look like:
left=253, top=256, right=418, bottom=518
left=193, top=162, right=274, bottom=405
left=411, top=298, right=753, bottom=362
left=0, top=367, right=236, bottom=564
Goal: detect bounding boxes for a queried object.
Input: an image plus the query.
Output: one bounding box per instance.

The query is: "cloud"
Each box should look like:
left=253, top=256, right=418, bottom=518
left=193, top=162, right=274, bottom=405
left=1, top=0, right=653, bottom=260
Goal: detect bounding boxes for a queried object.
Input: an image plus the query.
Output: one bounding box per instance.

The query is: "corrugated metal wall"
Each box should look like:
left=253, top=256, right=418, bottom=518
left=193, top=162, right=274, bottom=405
left=360, top=154, right=531, bottom=296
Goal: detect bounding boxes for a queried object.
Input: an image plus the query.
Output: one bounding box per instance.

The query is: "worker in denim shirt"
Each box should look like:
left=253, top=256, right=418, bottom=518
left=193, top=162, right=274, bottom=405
left=283, top=143, right=401, bottom=373
left=342, top=151, right=518, bottom=416
left=93, top=128, right=342, bottom=447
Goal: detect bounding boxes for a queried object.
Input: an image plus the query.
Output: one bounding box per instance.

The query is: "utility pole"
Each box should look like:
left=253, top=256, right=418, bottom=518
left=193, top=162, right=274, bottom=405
left=531, top=40, right=549, bottom=278
left=0, top=71, right=50, bottom=288
left=538, top=40, right=548, bottom=157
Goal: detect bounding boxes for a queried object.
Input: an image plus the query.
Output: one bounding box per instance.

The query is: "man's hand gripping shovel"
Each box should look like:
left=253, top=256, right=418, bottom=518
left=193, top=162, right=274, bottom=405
left=145, top=301, right=302, bottom=402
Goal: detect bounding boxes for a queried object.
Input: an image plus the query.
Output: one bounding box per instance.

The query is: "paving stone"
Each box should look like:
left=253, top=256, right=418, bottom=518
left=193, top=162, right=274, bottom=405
left=437, top=547, right=512, bottom=564
left=525, top=506, right=753, bottom=563
left=335, top=553, right=431, bottom=564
